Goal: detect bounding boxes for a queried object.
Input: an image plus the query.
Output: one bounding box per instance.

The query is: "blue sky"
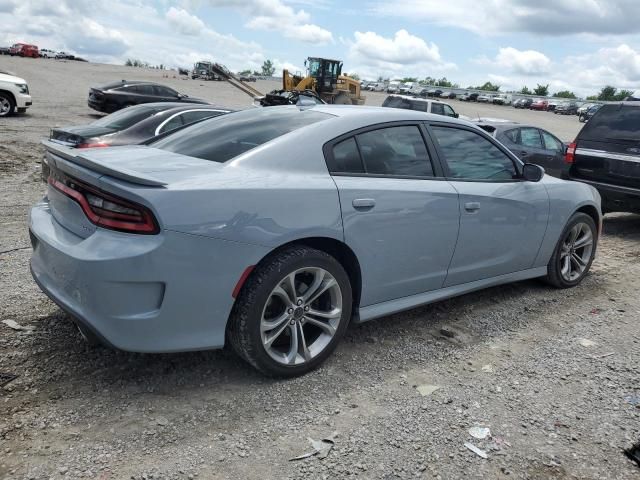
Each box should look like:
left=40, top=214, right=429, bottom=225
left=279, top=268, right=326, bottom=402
left=2, top=0, right=640, bottom=96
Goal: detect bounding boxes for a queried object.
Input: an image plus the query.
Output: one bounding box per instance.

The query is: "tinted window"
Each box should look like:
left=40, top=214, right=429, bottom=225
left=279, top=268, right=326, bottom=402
left=181, top=110, right=224, bottom=125
left=431, top=126, right=517, bottom=180
left=431, top=103, right=444, bottom=116
left=153, top=85, right=177, bottom=97
left=443, top=105, right=456, bottom=117
left=356, top=126, right=433, bottom=176
left=381, top=96, right=411, bottom=109
left=580, top=105, right=640, bottom=143
left=504, top=128, right=519, bottom=143
left=541, top=131, right=562, bottom=151
left=152, top=108, right=332, bottom=163
left=128, top=85, right=154, bottom=95
left=409, top=100, right=429, bottom=112
left=328, top=137, right=364, bottom=173
left=158, top=115, right=184, bottom=134
left=91, top=104, right=170, bottom=130
left=520, top=128, right=543, bottom=148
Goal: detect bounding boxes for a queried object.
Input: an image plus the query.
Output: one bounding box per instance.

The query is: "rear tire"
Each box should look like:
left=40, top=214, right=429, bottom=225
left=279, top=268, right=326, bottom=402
left=0, top=92, right=15, bottom=117
left=228, top=246, right=352, bottom=377
left=579, top=115, right=586, bottom=122
left=545, top=212, right=597, bottom=288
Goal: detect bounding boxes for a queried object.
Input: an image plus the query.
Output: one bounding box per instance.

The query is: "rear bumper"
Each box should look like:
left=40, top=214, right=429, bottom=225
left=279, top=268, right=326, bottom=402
left=568, top=177, right=640, bottom=213
left=29, top=200, right=269, bottom=352
left=88, top=99, right=110, bottom=113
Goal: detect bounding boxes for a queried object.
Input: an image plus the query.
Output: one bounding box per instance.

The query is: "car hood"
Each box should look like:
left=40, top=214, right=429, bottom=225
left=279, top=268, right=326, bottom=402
left=0, top=72, right=27, bottom=84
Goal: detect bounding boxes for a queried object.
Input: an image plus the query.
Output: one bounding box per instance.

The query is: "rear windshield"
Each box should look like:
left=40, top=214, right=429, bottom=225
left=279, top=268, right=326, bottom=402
left=151, top=108, right=332, bottom=163
left=580, top=104, right=640, bottom=143
left=92, top=104, right=172, bottom=130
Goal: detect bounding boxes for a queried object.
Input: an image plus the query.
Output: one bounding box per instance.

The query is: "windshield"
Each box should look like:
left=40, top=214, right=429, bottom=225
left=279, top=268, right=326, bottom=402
left=151, top=107, right=333, bottom=163
left=91, top=104, right=171, bottom=130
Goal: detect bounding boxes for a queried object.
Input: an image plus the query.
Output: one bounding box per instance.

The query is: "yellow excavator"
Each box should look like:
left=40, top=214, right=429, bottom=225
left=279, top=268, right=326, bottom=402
left=208, top=57, right=365, bottom=106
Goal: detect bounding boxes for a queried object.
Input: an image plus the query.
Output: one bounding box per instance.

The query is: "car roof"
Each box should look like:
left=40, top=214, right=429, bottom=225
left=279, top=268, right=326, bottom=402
left=309, top=104, right=471, bottom=127
left=98, top=80, right=166, bottom=89
left=384, top=94, right=446, bottom=104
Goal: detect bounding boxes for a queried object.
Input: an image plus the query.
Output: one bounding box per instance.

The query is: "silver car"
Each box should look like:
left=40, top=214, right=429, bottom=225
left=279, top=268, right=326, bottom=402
left=30, top=106, right=601, bottom=376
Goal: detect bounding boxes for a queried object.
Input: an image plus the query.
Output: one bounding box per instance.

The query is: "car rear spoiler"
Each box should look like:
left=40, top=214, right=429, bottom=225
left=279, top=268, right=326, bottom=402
left=41, top=139, right=167, bottom=187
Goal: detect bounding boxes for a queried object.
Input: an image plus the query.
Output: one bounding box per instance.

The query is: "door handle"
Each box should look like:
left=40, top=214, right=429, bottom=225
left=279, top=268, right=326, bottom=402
left=464, top=202, right=480, bottom=212
left=352, top=198, right=375, bottom=209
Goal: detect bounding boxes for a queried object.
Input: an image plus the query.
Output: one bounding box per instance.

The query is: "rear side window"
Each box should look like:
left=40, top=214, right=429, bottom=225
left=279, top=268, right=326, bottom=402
left=520, top=128, right=543, bottom=148
left=158, top=115, right=184, bottom=134
left=431, top=126, right=517, bottom=181
left=327, top=126, right=434, bottom=177
left=330, top=138, right=364, bottom=173
left=181, top=110, right=224, bottom=125
left=92, top=104, right=170, bottom=129
left=580, top=105, right=640, bottom=143
left=152, top=108, right=332, bottom=163
left=431, top=103, right=444, bottom=116
left=504, top=128, right=519, bottom=142
left=409, top=100, right=429, bottom=112
left=381, top=96, right=411, bottom=109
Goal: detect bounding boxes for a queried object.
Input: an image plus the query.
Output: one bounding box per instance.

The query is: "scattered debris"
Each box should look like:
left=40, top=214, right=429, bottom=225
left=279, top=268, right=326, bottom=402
left=469, top=426, right=491, bottom=440
left=591, top=352, right=615, bottom=359
left=156, top=416, right=169, bottom=426
left=416, top=384, right=441, bottom=397
left=624, top=395, right=640, bottom=407
left=464, top=442, right=488, bottom=459
left=290, top=432, right=338, bottom=461
left=481, top=364, right=494, bottom=373
left=0, top=372, right=18, bottom=387
left=578, top=338, right=596, bottom=347
left=439, top=326, right=456, bottom=338
left=1, top=319, right=33, bottom=332
left=625, top=441, right=640, bottom=467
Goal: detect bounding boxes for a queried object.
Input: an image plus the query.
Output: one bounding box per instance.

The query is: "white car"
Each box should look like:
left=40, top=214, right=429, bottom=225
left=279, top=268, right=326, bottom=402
left=40, top=49, right=57, bottom=58
left=56, top=51, right=70, bottom=59
left=0, top=71, right=32, bottom=116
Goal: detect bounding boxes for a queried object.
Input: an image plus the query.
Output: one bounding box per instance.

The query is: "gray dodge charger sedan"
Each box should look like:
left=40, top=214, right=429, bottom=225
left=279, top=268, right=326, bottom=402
left=29, top=105, right=601, bottom=376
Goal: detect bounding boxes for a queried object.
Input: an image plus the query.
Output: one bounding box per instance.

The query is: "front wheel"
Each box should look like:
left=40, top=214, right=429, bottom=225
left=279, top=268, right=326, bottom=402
left=545, top=213, right=597, bottom=288
left=0, top=92, right=15, bottom=117
left=579, top=115, right=586, bottom=122
left=228, top=246, right=352, bottom=377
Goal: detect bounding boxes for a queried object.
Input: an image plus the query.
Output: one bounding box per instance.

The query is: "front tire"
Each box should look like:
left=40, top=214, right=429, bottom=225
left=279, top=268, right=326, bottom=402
left=228, top=246, right=352, bottom=377
left=0, top=92, right=15, bottom=117
left=545, top=213, right=597, bottom=288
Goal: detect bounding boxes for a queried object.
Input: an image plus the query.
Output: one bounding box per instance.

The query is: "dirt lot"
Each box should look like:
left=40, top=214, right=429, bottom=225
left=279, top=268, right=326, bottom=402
left=1, top=57, right=639, bottom=480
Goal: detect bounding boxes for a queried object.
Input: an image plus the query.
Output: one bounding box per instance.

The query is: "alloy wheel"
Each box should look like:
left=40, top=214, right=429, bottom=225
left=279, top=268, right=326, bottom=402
left=560, top=222, right=594, bottom=282
left=260, top=267, right=343, bottom=366
left=0, top=98, right=11, bottom=116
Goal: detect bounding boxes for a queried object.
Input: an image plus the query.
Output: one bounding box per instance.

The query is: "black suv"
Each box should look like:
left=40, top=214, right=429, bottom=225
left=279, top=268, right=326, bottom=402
left=88, top=80, right=208, bottom=113
left=566, top=103, right=640, bottom=213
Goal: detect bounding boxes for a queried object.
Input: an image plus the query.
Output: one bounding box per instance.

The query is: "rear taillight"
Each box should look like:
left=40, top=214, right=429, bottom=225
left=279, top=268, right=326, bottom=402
left=565, top=142, right=577, bottom=164
left=48, top=173, right=159, bottom=234
left=77, top=142, right=109, bottom=148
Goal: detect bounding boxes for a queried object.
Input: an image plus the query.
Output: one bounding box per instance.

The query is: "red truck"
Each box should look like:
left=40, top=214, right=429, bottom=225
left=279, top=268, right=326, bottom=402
left=9, top=43, right=39, bottom=58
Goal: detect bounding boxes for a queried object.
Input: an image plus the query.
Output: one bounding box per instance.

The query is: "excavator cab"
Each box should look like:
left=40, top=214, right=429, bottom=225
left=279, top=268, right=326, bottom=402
left=307, top=57, right=343, bottom=93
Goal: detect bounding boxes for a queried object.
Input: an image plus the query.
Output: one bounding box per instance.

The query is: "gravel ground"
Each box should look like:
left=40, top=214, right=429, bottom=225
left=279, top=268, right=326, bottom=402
left=0, top=57, right=639, bottom=480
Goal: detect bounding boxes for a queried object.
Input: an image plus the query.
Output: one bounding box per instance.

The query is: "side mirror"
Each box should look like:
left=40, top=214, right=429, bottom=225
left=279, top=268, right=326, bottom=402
left=522, top=163, right=544, bottom=182
left=453, top=113, right=459, bottom=118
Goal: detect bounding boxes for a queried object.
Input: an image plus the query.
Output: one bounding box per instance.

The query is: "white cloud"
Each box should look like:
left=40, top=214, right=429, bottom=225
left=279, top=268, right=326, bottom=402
left=564, top=44, right=640, bottom=90
left=477, top=47, right=552, bottom=75
left=346, top=29, right=455, bottom=79
left=204, top=0, right=333, bottom=44
left=166, top=7, right=205, bottom=36
left=371, top=0, right=640, bottom=36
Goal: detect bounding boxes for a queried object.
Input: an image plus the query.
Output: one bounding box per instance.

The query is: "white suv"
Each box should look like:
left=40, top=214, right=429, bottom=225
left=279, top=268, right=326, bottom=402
left=381, top=94, right=459, bottom=118
left=0, top=71, right=32, bottom=116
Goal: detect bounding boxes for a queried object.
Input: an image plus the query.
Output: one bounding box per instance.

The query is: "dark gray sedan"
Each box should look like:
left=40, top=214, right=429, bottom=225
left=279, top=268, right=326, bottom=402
left=475, top=121, right=567, bottom=178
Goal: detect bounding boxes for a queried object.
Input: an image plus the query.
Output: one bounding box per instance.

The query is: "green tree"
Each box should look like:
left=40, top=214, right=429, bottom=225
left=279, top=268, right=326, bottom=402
left=400, top=77, right=418, bottom=83
left=125, top=59, right=133, bottom=66
left=239, top=69, right=252, bottom=76
left=519, top=86, right=532, bottom=95
left=261, top=60, right=275, bottom=77
left=586, top=95, right=598, bottom=101
left=533, top=84, right=549, bottom=96
left=616, top=89, right=634, bottom=100
left=597, top=85, right=617, bottom=101
left=553, top=90, right=576, bottom=98
left=475, top=81, right=500, bottom=91
left=348, top=72, right=360, bottom=80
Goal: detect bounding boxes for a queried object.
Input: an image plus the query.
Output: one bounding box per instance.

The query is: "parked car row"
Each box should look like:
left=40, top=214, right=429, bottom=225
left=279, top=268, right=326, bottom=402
left=1, top=43, right=80, bottom=59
